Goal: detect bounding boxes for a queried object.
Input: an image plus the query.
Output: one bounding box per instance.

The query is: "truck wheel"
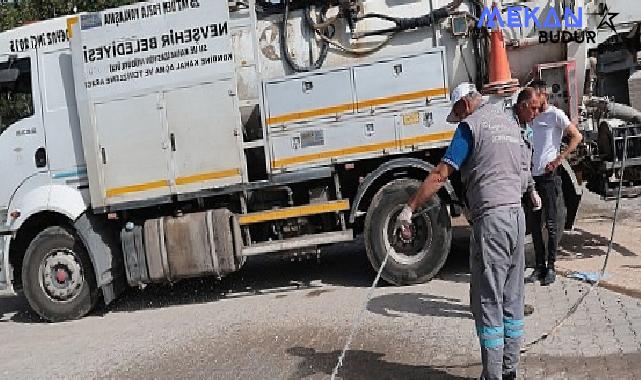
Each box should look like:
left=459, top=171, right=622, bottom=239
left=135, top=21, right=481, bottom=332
left=22, top=226, right=97, bottom=322
left=364, top=179, right=452, bottom=285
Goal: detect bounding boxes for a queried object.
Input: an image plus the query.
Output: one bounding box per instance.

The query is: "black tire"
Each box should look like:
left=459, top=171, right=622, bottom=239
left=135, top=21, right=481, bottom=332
left=22, top=226, right=98, bottom=322
left=364, top=179, right=452, bottom=285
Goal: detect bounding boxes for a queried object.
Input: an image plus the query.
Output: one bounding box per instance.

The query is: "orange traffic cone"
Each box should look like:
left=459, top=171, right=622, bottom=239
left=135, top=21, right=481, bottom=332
left=482, top=4, right=520, bottom=95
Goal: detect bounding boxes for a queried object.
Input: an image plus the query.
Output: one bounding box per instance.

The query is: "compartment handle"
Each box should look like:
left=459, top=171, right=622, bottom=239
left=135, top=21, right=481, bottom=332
left=302, top=81, right=314, bottom=93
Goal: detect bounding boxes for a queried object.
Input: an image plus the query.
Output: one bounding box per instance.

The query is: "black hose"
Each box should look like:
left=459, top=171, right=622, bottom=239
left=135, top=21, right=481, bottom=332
left=469, top=0, right=489, bottom=88
left=281, top=1, right=332, bottom=73
left=460, top=44, right=473, bottom=83
left=354, top=8, right=450, bottom=38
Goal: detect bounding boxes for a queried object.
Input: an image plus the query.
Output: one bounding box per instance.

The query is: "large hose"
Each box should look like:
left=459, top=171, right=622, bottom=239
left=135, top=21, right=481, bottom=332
left=585, top=98, right=641, bottom=124
left=605, top=102, right=641, bottom=124
left=281, top=1, right=333, bottom=73
left=352, top=8, right=450, bottom=38
left=277, top=0, right=460, bottom=66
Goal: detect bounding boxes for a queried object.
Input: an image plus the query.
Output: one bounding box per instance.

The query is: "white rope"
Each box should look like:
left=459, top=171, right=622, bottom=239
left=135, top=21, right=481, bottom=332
left=330, top=246, right=391, bottom=379
left=331, top=203, right=439, bottom=378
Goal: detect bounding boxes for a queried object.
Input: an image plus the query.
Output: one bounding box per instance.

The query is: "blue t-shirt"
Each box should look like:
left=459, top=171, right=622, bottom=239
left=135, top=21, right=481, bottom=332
left=442, top=123, right=473, bottom=170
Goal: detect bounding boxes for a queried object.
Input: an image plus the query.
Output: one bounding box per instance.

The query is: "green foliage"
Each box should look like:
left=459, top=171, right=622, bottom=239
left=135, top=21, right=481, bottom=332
left=0, top=92, right=33, bottom=130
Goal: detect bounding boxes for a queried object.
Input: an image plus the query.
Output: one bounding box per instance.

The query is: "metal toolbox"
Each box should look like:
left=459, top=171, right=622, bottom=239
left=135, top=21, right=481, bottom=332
left=269, top=116, right=398, bottom=170
left=264, top=69, right=354, bottom=127
left=353, top=50, right=448, bottom=112
left=71, top=1, right=244, bottom=210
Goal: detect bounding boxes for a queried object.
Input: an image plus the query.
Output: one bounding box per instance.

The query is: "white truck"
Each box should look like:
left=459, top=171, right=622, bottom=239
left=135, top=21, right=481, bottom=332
left=0, top=0, right=640, bottom=321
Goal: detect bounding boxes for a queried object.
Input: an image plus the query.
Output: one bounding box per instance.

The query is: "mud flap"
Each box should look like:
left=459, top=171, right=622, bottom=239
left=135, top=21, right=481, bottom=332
left=74, top=213, right=126, bottom=305
left=0, top=235, right=10, bottom=290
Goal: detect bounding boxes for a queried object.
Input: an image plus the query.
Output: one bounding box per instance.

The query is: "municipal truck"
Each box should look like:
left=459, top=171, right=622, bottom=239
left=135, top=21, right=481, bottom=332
left=1, top=0, right=640, bottom=321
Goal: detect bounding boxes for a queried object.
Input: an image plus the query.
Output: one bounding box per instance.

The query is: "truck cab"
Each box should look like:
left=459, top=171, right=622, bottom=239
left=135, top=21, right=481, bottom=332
left=0, top=18, right=91, bottom=296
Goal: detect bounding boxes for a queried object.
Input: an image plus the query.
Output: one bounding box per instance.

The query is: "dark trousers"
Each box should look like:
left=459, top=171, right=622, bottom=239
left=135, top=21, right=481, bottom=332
left=531, top=173, right=560, bottom=271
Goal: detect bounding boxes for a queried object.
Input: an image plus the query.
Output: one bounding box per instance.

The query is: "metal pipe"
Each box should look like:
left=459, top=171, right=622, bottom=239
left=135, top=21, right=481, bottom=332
left=429, top=0, right=437, bottom=47
left=506, top=36, right=541, bottom=48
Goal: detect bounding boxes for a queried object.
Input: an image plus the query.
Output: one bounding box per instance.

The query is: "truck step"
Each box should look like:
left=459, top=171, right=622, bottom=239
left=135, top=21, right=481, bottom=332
left=241, top=230, right=353, bottom=256
left=238, top=200, right=350, bottom=225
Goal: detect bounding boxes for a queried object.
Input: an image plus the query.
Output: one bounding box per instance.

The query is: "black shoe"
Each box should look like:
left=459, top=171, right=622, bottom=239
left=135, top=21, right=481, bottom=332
left=525, top=268, right=544, bottom=283
left=503, top=372, right=517, bottom=380
left=542, top=269, right=556, bottom=286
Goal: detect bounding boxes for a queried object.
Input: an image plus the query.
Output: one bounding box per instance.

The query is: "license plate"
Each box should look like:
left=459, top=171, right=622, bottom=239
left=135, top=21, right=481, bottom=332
left=403, top=112, right=420, bottom=125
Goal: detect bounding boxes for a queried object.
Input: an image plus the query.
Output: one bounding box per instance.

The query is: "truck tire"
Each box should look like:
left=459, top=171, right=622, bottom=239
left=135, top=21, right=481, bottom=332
left=364, top=179, right=452, bottom=285
left=22, top=226, right=98, bottom=322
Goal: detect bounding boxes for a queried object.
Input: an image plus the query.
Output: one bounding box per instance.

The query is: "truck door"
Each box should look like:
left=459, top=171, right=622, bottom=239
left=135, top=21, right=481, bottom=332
left=93, top=93, right=172, bottom=204
left=0, top=51, right=45, bottom=290
left=37, top=48, right=85, bottom=175
left=165, top=80, right=244, bottom=194
left=0, top=51, right=46, bottom=212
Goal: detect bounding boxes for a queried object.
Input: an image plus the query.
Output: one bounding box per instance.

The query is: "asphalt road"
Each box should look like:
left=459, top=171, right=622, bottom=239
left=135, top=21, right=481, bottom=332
left=0, top=190, right=640, bottom=380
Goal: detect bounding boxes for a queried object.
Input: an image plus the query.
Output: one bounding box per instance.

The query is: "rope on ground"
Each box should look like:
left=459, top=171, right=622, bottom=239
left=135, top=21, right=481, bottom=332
left=330, top=240, right=392, bottom=380
left=330, top=203, right=439, bottom=379
left=521, top=129, right=629, bottom=354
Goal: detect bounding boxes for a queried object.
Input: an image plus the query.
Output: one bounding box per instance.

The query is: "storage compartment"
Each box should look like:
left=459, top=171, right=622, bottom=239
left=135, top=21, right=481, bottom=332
left=264, top=69, right=354, bottom=126
left=270, top=116, right=397, bottom=170
left=353, top=51, right=447, bottom=112
left=165, top=81, right=244, bottom=195
left=397, top=103, right=456, bottom=149
left=71, top=1, right=238, bottom=210
left=92, top=81, right=245, bottom=206
left=94, top=93, right=171, bottom=204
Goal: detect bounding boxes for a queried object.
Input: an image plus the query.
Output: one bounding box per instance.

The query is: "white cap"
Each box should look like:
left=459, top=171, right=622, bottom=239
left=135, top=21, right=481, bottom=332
left=447, top=82, right=479, bottom=123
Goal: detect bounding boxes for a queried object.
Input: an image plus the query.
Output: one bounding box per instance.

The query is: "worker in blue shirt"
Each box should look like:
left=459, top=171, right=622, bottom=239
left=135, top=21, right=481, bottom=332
left=399, top=84, right=542, bottom=380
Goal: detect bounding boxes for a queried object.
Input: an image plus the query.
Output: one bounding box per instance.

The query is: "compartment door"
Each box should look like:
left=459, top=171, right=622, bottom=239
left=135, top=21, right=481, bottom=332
left=165, top=81, right=243, bottom=194
left=354, top=52, right=448, bottom=112
left=94, top=93, right=171, bottom=205
left=270, top=116, right=398, bottom=171
left=265, top=69, right=354, bottom=127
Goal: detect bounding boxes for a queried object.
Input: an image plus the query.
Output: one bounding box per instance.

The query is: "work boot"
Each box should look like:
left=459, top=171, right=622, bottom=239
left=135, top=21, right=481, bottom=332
left=525, top=268, right=544, bottom=283
left=503, top=371, right=517, bottom=380
left=542, top=268, right=556, bottom=286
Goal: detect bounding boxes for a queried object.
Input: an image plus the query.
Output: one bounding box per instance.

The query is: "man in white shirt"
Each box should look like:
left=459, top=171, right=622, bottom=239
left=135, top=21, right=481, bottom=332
left=529, top=81, right=583, bottom=285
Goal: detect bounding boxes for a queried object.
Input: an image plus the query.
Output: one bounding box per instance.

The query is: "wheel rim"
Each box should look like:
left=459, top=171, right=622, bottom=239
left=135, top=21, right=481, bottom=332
left=382, top=205, right=434, bottom=265
left=38, top=249, right=85, bottom=303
